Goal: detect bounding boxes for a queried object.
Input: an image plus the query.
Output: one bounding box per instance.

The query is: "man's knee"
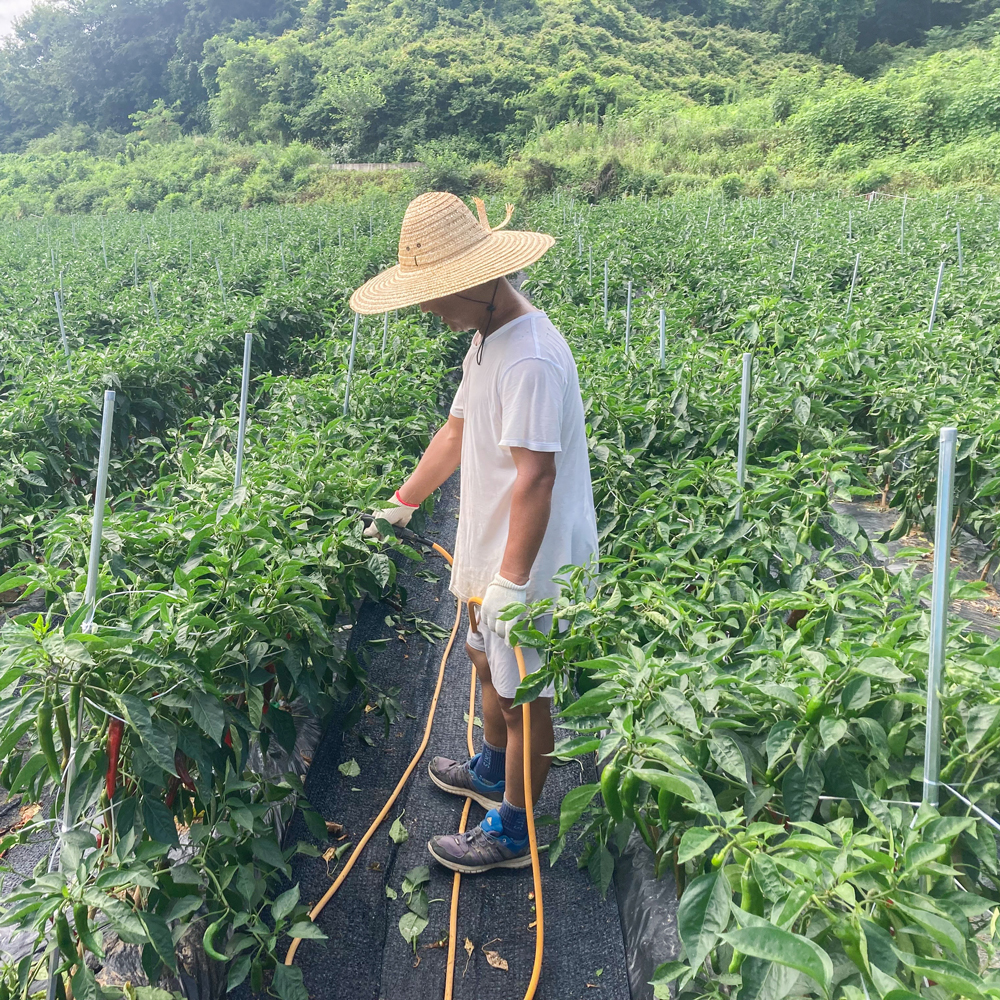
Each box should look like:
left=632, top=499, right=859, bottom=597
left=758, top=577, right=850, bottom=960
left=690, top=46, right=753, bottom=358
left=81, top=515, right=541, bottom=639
left=465, top=642, right=493, bottom=684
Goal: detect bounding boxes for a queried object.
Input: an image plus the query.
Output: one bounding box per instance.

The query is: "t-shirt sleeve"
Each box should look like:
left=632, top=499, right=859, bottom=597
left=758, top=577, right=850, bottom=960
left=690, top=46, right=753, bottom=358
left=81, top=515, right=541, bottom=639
left=449, top=375, right=468, bottom=419
left=498, top=358, right=565, bottom=452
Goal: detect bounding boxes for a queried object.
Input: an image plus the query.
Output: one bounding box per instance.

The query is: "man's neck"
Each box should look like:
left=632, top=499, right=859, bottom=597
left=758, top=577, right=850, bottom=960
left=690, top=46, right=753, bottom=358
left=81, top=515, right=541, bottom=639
left=479, top=282, right=536, bottom=339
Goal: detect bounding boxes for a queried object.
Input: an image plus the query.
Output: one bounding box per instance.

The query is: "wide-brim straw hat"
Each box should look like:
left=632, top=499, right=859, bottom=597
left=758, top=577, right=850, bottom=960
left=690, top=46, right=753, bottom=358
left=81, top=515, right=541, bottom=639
left=349, top=191, right=555, bottom=314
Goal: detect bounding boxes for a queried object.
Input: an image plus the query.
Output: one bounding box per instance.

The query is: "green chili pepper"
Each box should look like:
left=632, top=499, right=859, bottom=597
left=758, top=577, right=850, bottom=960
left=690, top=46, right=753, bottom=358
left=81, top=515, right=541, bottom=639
left=804, top=695, right=825, bottom=725
left=203, top=918, right=228, bottom=962
left=54, top=910, right=75, bottom=963
left=635, top=808, right=656, bottom=852
left=74, top=904, right=103, bottom=958
left=55, top=701, right=72, bottom=771
left=68, top=681, right=81, bottom=736
left=657, top=787, right=674, bottom=826
left=38, top=690, right=61, bottom=783
left=600, top=761, right=623, bottom=823
left=620, top=772, right=639, bottom=819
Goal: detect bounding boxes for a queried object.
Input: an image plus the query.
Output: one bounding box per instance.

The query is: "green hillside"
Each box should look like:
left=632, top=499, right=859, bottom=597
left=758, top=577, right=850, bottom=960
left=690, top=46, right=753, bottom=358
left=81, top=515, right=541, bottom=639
left=0, top=0, right=998, bottom=215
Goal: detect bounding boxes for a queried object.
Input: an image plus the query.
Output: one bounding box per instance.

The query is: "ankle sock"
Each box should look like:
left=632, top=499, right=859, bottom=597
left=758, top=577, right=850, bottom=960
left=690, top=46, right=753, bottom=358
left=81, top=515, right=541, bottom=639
left=473, top=739, right=506, bottom=784
left=498, top=797, right=528, bottom=842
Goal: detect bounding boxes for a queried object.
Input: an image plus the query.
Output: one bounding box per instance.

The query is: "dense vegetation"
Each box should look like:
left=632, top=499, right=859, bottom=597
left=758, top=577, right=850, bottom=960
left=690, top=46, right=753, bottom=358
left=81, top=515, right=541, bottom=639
left=1, top=190, right=999, bottom=998
left=1, top=0, right=1000, bottom=215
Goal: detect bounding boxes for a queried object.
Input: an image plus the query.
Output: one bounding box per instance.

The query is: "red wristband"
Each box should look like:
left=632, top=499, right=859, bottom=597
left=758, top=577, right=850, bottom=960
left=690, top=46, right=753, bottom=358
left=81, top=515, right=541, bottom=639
left=394, top=490, right=419, bottom=509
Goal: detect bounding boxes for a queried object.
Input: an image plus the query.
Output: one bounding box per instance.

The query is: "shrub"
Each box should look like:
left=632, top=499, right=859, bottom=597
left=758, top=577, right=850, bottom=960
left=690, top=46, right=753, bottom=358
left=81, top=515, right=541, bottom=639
left=719, top=172, right=744, bottom=200
left=849, top=164, right=892, bottom=194
left=752, top=164, right=780, bottom=194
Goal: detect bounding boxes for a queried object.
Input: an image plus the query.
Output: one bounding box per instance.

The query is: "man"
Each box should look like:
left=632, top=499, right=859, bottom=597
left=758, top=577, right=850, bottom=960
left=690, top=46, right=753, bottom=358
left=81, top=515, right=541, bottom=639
left=350, top=191, right=597, bottom=873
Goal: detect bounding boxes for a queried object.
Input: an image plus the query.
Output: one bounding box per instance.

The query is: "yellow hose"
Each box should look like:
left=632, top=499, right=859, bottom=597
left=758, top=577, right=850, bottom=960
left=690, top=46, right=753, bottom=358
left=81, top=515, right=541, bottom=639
left=284, top=540, right=544, bottom=1000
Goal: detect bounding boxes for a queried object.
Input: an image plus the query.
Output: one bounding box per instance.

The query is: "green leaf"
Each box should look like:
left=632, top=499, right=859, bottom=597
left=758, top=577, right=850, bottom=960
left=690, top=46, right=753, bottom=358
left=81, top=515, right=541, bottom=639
left=389, top=814, right=408, bottom=844
left=709, top=733, right=750, bottom=785
left=766, top=720, right=796, bottom=769
left=227, top=954, right=251, bottom=991
left=338, top=758, right=361, bottom=777
left=840, top=676, right=871, bottom=713
left=367, top=552, right=394, bottom=589
left=677, top=870, right=730, bottom=968
left=399, top=911, right=428, bottom=945
left=660, top=687, right=700, bottom=732
left=71, top=964, right=98, bottom=1000
left=896, top=954, right=986, bottom=997
left=141, top=800, right=179, bottom=847
left=781, top=757, right=823, bottom=822
left=120, top=694, right=177, bottom=776
left=271, top=884, right=299, bottom=922
left=722, top=926, right=832, bottom=995
left=818, top=716, right=847, bottom=750
left=189, top=693, right=226, bottom=745
left=272, top=962, right=309, bottom=1000
left=965, top=703, right=1000, bottom=752
left=559, top=783, right=600, bottom=836
left=736, top=957, right=800, bottom=1000
left=286, top=921, right=327, bottom=940
left=252, top=836, right=290, bottom=875
left=854, top=657, right=908, bottom=683
left=138, top=911, right=177, bottom=974
left=559, top=682, right=619, bottom=718
left=677, top=826, right=719, bottom=864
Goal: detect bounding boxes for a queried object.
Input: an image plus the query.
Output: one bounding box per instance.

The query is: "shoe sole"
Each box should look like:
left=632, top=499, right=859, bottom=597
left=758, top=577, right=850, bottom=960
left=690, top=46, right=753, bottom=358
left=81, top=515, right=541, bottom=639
left=427, top=763, right=503, bottom=811
left=426, top=839, right=533, bottom=873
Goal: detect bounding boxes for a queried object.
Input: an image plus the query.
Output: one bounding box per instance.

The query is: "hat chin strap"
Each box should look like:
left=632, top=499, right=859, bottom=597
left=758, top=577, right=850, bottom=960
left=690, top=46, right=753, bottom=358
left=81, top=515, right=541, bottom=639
left=454, top=279, right=501, bottom=365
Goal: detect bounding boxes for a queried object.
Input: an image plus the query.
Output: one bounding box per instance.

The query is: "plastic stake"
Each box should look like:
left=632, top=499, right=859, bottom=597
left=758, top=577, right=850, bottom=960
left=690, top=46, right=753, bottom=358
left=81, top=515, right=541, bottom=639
left=149, top=282, right=159, bottom=322
left=735, top=353, right=752, bottom=521
left=923, top=426, right=957, bottom=808
left=215, top=257, right=227, bottom=307
left=658, top=308, right=665, bottom=369
left=133, top=250, right=138, bottom=289
left=928, top=262, right=945, bottom=333
left=603, top=260, right=608, bottom=323
left=900, top=192, right=907, bottom=251
left=624, top=280, right=632, bottom=354
left=53, top=291, right=71, bottom=373
left=233, top=332, right=253, bottom=492
left=343, top=312, right=360, bottom=417
left=846, top=252, right=860, bottom=315
left=588, top=246, right=593, bottom=287
left=790, top=240, right=800, bottom=281
left=381, top=312, right=389, bottom=356
left=83, top=390, right=116, bottom=632
left=956, top=221, right=963, bottom=274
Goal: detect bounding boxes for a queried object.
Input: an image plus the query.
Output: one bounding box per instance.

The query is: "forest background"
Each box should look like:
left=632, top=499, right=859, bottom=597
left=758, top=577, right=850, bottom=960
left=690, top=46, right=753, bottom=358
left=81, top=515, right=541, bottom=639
left=0, top=0, right=999, bottom=216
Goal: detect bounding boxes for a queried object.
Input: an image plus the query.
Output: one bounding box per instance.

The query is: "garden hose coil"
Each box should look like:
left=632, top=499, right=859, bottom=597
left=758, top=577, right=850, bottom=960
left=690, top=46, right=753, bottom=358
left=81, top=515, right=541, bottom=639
left=284, top=529, right=544, bottom=1000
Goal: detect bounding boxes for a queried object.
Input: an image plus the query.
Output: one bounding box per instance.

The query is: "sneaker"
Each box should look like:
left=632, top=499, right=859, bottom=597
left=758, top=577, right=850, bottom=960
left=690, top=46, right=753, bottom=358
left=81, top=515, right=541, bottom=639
left=427, top=809, right=531, bottom=873
left=427, top=753, right=504, bottom=810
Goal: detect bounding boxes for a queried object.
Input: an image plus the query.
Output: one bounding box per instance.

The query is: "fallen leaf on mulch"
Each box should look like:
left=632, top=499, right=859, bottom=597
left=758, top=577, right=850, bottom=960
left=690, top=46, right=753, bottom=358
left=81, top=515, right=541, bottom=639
left=482, top=939, right=508, bottom=971
left=463, top=937, right=474, bottom=976
left=325, top=820, right=344, bottom=835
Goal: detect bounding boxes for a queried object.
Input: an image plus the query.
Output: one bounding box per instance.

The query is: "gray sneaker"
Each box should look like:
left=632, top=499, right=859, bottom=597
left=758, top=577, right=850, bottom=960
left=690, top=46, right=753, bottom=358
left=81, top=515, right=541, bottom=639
left=427, top=809, right=531, bottom=873
left=427, top=753, right=504, bottom=811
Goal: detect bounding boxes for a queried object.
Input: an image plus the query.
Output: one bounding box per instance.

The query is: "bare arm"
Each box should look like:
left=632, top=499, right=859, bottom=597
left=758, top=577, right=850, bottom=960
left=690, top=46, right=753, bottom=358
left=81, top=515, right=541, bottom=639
left=499, top=447, right=557, bottom=586
left=397, top=414, right=464, bottom=506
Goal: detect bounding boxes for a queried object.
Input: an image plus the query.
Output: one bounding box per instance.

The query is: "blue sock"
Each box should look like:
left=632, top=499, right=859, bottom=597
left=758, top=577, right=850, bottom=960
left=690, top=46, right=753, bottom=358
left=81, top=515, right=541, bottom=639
left=498, top=798, right=528, bottom=842
left=473, top=739, right=506, bottom=784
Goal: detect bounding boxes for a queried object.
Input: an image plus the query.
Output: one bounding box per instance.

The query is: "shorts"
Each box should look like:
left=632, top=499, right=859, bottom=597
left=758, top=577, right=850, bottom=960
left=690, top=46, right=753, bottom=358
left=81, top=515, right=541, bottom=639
left=465, top=617, right=556, bottom=701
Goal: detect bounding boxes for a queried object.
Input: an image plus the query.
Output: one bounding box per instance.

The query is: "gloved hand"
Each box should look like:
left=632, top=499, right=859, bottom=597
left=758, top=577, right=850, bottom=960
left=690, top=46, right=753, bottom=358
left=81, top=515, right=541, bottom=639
left=364, top=490, right=419, bottom=538
left=480, top=573, right=529, bottom=644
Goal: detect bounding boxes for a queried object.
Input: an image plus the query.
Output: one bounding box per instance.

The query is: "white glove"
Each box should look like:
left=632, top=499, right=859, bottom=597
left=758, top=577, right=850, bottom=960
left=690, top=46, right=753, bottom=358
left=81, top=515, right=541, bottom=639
left=480, top=573, right=529, bottom=644
left=364, top=491, right=418, bottom=538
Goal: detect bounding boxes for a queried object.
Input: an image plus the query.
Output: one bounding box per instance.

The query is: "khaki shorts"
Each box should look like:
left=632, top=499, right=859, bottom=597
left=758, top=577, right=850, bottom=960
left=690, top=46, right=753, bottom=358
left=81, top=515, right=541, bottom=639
left=465, top=618, right=556, bottom=701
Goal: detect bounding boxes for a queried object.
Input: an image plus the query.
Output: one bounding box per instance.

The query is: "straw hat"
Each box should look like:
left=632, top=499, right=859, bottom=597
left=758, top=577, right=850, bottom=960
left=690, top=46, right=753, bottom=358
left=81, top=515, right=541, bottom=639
left=349, top=192, right=555, bottom=314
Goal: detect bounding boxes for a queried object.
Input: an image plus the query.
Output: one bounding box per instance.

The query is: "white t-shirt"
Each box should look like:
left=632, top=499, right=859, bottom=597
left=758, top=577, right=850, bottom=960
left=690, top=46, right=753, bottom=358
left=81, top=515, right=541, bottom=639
left=448, top=311, right=598, bottom=603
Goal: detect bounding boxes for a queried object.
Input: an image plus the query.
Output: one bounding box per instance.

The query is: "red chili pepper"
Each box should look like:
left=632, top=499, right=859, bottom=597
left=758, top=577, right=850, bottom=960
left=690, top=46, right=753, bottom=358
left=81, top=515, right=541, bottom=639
left=106, top=718, right=124, bottom=800
left=223, top=727, right=233, bottom=748
left=165, top=775, right=180, bottom=808
left=174, top=749, right=196, bottom=792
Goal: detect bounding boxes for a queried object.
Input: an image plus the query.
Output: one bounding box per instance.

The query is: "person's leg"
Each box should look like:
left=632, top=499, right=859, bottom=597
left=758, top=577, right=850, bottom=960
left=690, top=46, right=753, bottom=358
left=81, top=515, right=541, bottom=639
left=465, top=641, right=506, bottom=751
left=498, top=694, right=554, bottom=808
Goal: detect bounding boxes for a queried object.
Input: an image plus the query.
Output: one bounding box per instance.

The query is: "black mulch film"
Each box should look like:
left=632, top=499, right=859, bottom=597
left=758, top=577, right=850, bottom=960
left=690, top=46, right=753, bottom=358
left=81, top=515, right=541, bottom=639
left=235, top=474, right=631, bottom=1000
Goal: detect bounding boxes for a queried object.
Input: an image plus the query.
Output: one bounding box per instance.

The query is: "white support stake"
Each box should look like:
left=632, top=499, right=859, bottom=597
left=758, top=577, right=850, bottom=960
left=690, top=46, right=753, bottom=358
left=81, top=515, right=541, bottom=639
left=928, top=262, right=945, bottom=333
left=149, top=282, right=159, bottom=322
left=790, top=240, right=800, bottom=281
left=735, top=353, right=752, bottom=521
left=215, top=257, right=227, bottom=307
left=900, top=192, right=907, bottom=251
left=588, top=246, right=593, bottom=286
left=83, top=390, right=116, bottom=631
left=381, top=312, right=389, bottom=356
left=343, top=312, right=360, bottom=417
left=624, top=280, right=632, bottom=354
left=603, top=260, right=608, bottom=323
left=658, top=308, right=665, bottom=369
left=54, top=291, right=71, bottom=373
left=923, top=426, right=957, bottom=808
left=846, top=252, right=860, bottom=315
left=233, top=332, right=253, bottom=492
left=956, top=221, right=963, bottom=274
